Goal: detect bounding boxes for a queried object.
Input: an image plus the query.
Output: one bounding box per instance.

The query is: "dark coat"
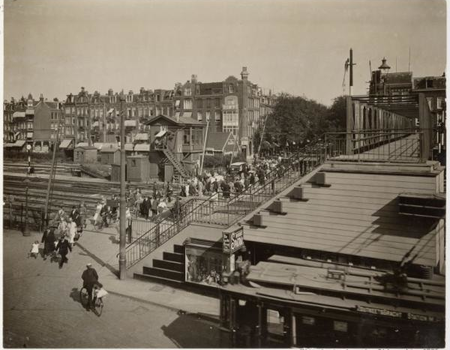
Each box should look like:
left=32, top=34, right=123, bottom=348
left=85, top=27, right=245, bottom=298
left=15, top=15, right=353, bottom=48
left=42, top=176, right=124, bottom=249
left=42, top=228, right=56, bottom=253
left=82, top=267, right=99, bottom=284
left=56, top=239, right=72, bottom=256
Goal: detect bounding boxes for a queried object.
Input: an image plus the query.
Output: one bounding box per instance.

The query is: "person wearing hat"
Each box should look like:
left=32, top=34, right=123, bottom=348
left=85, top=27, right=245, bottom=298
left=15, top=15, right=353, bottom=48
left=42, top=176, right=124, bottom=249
left=82, top=263, right=100, bottom=309
left=41, top=224, right=57, bottom=260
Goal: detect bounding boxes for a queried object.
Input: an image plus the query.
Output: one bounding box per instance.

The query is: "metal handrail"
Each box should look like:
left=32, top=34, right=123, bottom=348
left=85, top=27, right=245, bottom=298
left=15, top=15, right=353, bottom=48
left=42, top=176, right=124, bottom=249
left=125, top=134, right=328, bottom=268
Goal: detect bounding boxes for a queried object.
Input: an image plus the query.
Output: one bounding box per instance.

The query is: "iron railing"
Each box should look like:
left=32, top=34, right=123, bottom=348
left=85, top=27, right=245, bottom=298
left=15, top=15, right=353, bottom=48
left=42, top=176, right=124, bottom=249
left=125, top=138, right=327, bottom=268
left=325, top=129, right=423, bottom=163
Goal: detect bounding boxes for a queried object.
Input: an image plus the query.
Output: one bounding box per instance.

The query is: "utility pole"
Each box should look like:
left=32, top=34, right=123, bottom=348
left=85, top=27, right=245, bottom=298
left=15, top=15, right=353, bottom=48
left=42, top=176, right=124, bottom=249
left=87, top=95, right=92, bottom=146
left=199, top=118, right=210, bottom=175
left=44, top=101, right=63, bottom=228
left=23, top=143, right=32, bottom=236
left=349, top=48, right=356, bottom=96
left=119, top=93, right=127, bottom=280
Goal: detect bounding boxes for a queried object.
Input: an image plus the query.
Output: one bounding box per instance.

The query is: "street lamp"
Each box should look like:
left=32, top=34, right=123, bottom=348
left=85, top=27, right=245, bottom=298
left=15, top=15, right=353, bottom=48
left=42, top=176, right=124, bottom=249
left=23, top=143, right=32, bottom=236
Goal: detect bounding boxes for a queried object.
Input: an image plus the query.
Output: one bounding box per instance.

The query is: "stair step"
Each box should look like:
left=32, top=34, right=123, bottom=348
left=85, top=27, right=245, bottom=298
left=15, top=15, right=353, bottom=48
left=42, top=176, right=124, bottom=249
left=133, top=272, right=183, bottom=285
left=142, top=266, right=185, bottom=282
left=153, top=259, right=185, bottom=273
left=173, top=244, right=185, bottom=254
left=163, top=251, right=184, bottom=263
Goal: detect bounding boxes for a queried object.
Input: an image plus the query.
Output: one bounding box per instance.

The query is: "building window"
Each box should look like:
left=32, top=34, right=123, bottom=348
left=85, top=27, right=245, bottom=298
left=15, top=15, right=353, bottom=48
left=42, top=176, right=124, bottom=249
left=437, top=97, right=443, bottom=109
left=228, top=84, right=234, bottom=93
left=215, top=111, right=221, bottom=121
left=184, top=87, right=191, bottom=96
left=156, top=95, right=161, bottom=102
left=184, top=99, right=193, bottom=110
left=197, top=112, right=203, bottom=122
left=206, top=111, right=210, bottom=121
left=183, top=129, right=190, bottom=145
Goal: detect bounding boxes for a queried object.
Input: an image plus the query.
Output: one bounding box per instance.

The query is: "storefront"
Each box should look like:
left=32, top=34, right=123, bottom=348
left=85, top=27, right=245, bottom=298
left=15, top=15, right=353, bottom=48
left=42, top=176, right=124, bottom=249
left=184, top=227, right=246, bottom=287
left=218, top=260, right=445, bottom=348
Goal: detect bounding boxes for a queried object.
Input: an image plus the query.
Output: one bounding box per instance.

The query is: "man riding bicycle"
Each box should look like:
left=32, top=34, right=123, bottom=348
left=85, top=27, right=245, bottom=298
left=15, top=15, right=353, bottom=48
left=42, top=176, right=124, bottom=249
left=82, top=263, right=101, bottom=308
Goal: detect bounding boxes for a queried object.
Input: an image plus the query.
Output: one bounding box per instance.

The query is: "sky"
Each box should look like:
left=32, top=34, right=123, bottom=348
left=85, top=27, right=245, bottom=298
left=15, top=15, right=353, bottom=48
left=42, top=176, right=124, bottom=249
left=3, top=0, right=447, bottom=106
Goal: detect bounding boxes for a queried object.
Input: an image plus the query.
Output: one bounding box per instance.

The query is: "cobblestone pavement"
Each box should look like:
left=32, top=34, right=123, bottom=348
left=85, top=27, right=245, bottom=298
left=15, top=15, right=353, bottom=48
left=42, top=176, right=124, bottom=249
left=3, top=229, right=230, bottom=348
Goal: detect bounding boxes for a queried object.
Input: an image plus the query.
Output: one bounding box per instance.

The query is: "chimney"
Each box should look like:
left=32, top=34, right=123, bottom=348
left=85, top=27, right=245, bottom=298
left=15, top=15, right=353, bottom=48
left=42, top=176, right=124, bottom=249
left=241, top=67, right=249, bottom=80
left=191, top=74, right=197, bottom=83
left=40, top=94, right=44, bottom=102
left=81, top=87, right=85, bottom=93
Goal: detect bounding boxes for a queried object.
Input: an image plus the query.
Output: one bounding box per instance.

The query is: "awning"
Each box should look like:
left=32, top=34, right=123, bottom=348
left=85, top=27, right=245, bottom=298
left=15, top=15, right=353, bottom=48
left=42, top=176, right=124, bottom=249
left=155, top=130, right=167, bottom=138
left=183, top=111, right=192, bottom=118
left=125, top=143, right=134, bottom=151
left=76, top=142, right=89, bottom=148
left=5, top=143, right=16, bottom=148
left=93, top=142, right=103, bottom=150
left=134, top=133, right=149, bottom=141
left=14, top=131, right=21, bottom=138
left=14, top=140, right=26, bottom=148
left=107, top=108, right=114, bottom=114
left=25, top=109, right=34, bottom=115
left=59, top=139, right=74, bottom=149
left=27, top=132, right=33, bottom=138
left=92, top=121, right=99, bottom=127
left=134, top=144, right=150, bottom=152
left=124, top=120, right=136, bottom=127
left=13, top=112, right=25, bottom=118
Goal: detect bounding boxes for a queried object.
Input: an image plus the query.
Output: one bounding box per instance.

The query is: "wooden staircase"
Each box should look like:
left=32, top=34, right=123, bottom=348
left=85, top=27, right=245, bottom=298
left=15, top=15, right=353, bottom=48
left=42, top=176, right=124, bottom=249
left=162, top=148, right=190, bottom=179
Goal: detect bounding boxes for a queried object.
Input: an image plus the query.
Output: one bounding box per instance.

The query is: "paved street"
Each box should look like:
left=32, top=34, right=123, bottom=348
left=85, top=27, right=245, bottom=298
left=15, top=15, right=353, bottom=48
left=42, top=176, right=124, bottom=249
left=3, top=229, right=230, bottom=348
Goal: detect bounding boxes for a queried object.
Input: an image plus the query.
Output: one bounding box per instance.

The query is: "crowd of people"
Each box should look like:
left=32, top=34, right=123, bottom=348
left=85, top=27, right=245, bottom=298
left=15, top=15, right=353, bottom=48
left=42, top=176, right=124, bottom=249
left=175, top=155, right=294, bottom=202
left=33, top=202, right=87, bottom=269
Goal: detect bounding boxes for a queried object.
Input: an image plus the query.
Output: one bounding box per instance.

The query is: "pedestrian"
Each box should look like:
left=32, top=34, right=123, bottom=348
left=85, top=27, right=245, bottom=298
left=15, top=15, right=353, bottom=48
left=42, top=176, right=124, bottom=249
left=197, top=177, right=204, bottom=196
left=157, top=199, right=167, bottom=214
left=79, top=202, right=87, bottom=229
left=67, top=217, right=77, bottom=247
left=56, top=236, right=72, bottom=269
left=166, top=182, right=173, bottom=203
left=41, top=225, right=57, bottom=260
left=29, top=240, right=40, bottom=259
left=151, top=196, right=159, bottom=217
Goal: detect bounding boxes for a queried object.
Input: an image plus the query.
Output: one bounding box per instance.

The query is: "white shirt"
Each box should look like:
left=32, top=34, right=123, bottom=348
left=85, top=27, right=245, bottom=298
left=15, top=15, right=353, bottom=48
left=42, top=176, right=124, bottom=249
left=67, top=222, right=77, bottom=243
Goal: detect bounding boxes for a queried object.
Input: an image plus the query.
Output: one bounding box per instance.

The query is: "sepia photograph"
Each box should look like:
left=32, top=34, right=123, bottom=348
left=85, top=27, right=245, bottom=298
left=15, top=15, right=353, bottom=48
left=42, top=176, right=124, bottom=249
left=3, top=0, right=446, bottom=348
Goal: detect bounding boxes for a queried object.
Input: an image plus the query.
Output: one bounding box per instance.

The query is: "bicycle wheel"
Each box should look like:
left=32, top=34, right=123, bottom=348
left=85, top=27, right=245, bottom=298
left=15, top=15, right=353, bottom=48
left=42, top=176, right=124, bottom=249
left=79, top=287, right=90, bottom=309
left=93, top=298, right=103, bottom=316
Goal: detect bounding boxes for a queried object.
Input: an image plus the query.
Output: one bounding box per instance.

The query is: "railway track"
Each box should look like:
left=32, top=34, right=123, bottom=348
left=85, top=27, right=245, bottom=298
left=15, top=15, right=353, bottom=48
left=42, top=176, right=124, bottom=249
left=3, top=172, right=180, bottom=231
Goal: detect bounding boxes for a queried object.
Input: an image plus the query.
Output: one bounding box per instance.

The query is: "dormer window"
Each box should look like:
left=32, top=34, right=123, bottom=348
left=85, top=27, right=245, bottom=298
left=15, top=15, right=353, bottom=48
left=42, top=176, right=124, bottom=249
left=184, top=87, right=192, bottom=96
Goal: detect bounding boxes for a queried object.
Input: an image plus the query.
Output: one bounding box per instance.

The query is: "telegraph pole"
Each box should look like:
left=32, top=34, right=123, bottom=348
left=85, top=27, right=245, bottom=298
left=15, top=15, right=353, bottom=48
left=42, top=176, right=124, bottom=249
left=349, top=48, right=356, bottom=96
left=119, top=93, right=127, bottom=279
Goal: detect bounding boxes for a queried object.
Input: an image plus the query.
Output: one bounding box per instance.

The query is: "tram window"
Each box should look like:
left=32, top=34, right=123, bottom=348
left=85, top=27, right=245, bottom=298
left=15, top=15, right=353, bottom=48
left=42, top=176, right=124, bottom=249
left=333, top=321, right=348, bottom=332
left=302, top=316, right=315, bottom=325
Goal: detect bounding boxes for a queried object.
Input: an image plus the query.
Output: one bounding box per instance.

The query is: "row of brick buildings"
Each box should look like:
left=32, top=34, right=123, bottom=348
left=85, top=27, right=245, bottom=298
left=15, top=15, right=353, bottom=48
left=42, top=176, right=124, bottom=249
left=4, top=67, right=276, bottom=159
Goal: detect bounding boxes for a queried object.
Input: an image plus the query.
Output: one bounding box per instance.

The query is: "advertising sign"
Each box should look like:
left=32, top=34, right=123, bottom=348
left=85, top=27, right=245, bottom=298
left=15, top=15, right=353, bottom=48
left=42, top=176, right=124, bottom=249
left=222, top=227, right=244, bottom=254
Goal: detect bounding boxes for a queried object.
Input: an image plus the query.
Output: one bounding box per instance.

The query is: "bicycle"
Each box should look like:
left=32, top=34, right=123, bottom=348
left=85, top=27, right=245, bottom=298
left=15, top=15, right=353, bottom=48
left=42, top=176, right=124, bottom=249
left=80, top=285, right=104, bottom=316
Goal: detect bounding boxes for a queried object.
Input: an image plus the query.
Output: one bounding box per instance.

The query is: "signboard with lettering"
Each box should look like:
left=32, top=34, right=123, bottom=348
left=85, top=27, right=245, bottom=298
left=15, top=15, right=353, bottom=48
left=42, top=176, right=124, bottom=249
left=222, top=227, right=244, bottom=254
left=356, top=305, right=442, bottom=323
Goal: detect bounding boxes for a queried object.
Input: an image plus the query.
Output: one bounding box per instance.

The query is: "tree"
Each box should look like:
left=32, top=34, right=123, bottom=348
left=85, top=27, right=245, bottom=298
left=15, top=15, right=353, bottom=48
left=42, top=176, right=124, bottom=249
left=264, top=94, right=328, bottom=146
left=325, top=96, right=347, bottom=131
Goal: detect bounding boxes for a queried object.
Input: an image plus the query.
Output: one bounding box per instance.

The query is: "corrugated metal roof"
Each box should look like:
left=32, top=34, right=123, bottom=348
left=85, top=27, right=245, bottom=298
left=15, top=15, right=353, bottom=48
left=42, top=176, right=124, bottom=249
left=124, top=120, right=136, bottom=127
left=242, top=171, right=439, bottom=267
left=14, top=140, right=26, bottom=147
left=134, top=143, right=150, bottom=152
left=13, top=111, right=26, bottom=118
left=134, top=133, right=149, bottom=141
left=59, top=139, right=74, bottom=149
